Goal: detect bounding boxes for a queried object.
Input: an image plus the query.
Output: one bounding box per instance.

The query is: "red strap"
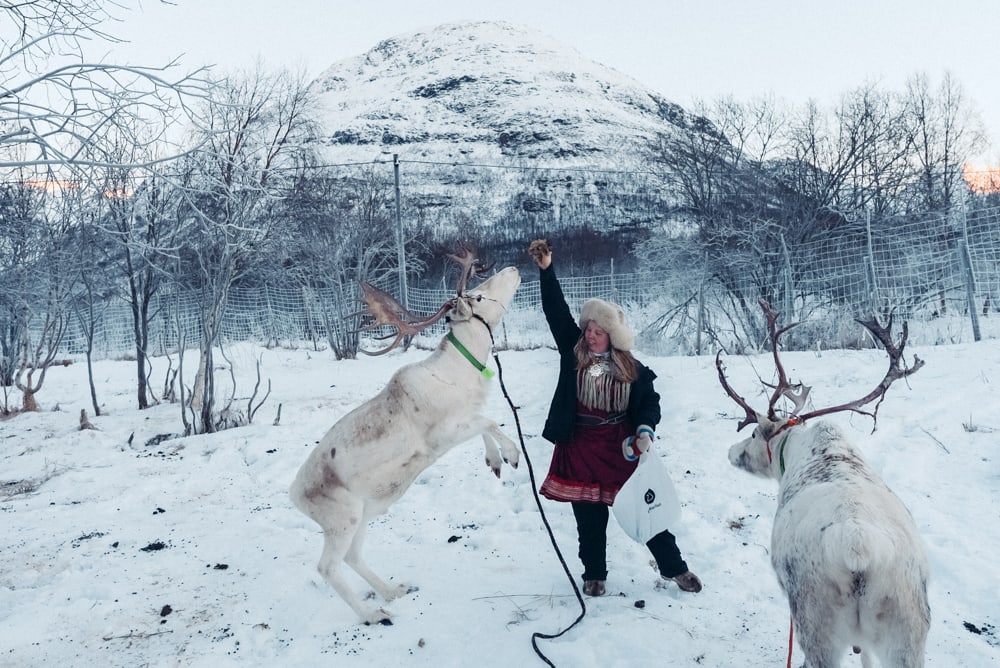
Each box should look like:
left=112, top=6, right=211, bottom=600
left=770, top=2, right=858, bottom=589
left=767, top=417, right=802, bottom=465
left=786, top=615, right=794, bottom=668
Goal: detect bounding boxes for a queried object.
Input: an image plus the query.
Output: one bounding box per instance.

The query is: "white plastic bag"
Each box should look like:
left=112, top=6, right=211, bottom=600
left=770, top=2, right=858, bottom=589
left=612, top=449, right=681, bottom=544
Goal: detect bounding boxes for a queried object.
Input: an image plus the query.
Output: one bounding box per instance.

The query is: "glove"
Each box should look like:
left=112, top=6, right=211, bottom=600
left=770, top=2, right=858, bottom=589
left=622, top=425, right=655, bottom=461
left=528, top=239, right=552, bottom=261
left=528, top=239, right=552, bottom=269
left=636, top=425, right=654, bottom=453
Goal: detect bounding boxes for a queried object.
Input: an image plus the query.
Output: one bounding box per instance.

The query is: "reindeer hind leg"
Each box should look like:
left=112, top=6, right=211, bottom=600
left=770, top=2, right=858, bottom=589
left=312, top=492, right=394, bottom=625
left=791, top=608, right=844, bottom=668
left=344, top=508, right=418, bottom=605
left=872, top=613, right=928, bottom=668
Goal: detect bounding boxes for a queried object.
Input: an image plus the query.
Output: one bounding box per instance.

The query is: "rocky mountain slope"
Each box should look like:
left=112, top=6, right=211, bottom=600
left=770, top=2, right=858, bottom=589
left=307, top=21, right=717, bottom=272
left=312, top=20, right=706, bottom=168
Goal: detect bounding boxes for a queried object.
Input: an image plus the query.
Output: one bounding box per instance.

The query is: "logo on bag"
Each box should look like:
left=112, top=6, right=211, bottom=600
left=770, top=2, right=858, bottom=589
left=644, top=489, right=656, bottom=504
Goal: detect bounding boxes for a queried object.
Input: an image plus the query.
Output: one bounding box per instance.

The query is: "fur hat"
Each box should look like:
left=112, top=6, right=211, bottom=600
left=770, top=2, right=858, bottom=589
left=579, top=298, right=634, bottom=351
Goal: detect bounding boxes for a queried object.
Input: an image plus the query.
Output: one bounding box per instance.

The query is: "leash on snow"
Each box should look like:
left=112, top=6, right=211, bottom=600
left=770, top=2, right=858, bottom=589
left=492, top=349, right=587, bottom=667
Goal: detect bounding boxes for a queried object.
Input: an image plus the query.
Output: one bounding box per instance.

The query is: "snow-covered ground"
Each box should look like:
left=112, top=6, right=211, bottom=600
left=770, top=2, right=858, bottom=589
left=2, top=337, right=998, bottom=667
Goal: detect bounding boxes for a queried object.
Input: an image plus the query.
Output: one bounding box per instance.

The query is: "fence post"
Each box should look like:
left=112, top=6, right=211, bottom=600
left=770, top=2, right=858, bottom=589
left=958, top=206, right=982, bottom=342
left=696, top=279, right=705, bottom=356
left=610, top=257, right=617, bottom=302
left=780, top=234, right=793, bottom=320
left=302, top=285, right=318, bottom=350
left=864, top=210, right=879, bottom=312
left=264, top=284, right=277, bottom=347
left=393, top=153, right=408, bottom=309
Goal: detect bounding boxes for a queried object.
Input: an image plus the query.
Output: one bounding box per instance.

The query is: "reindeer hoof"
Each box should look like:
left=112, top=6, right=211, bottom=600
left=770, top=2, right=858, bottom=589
left=363, top=608, right=394, bottom=626
left=384, top=583, right=417, bottom=601
left=504, top=450, right=520, bottom=469
left=485, top=457, right=502, bottom=478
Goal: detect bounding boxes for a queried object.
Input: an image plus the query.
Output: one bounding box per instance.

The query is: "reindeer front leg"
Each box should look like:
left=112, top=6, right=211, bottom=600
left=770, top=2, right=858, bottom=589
left=481, top=424, right=520, bottom=477
left=485, top=421, right=520, bottom=469
left=481, top=431, right=503, bottom=477
left=434, top=415, right=520, bottom=477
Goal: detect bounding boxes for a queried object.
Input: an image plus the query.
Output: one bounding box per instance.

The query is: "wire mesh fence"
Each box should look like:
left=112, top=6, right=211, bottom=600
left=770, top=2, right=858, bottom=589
left=54, top=202, right=1000, bottom=360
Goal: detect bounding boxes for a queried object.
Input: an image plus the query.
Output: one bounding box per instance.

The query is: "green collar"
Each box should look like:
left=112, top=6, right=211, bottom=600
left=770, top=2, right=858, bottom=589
left=446, top=331, right=494, bottom=379
left=775, top=433, right=790, bottom=476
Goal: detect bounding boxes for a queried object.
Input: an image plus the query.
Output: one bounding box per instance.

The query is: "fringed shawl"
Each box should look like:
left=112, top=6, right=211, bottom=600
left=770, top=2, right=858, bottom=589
left=577, top=353, right=631, bottom=413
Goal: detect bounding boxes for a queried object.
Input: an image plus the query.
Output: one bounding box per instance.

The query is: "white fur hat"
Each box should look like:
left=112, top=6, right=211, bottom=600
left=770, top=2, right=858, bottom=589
left=579, top=298, right=634, bottom=351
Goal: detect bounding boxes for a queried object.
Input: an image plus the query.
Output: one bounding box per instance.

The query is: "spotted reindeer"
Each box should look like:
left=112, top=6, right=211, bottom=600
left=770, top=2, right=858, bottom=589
left=290, top=249, right=521, bottom=625
left=717, top=301, right=929, bottom=668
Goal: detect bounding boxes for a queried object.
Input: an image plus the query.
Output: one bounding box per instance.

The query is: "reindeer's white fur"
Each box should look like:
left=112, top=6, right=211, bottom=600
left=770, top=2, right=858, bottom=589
left=729, top=418, right=930, bottom=668
left=290, top=267, right=521, bottom=625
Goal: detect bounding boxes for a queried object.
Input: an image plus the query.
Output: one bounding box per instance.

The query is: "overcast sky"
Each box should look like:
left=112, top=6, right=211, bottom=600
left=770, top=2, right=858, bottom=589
left=107, top=0, right=999, bottom=163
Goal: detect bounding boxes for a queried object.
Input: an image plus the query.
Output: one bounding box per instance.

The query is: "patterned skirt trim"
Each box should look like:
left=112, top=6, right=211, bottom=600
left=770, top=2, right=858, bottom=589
left=540, top=475, right=619, bottom=506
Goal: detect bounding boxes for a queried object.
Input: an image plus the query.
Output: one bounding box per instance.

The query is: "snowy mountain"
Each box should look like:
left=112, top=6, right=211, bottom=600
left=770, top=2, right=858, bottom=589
left=307, top=21, right=711, bottom=267
left=312, top=20, right=707, bottom=168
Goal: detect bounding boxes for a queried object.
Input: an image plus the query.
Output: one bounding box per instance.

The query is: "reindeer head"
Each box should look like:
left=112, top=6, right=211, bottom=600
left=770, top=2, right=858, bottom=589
left=354, top=246, right=514, bottom=355
left=446, top=266, right=521, bottom=330
left=718, top=299, right=924, bottom=478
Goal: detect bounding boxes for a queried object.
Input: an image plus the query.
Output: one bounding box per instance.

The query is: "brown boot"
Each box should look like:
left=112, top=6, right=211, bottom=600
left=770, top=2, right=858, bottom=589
left=671, top=571, right=702, bottom=593
left=582, top=579, right=606, bottom=596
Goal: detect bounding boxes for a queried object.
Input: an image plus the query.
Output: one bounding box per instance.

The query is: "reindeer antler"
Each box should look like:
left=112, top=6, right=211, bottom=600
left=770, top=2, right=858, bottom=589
left=354, top=245, right=490, bottom=355
left=717, top=300, right=924, bottom=432
left=715, top=352, right=761, bottom=431
left=447, top=243, right=492, bottom=296
left=759, top=300, right=811, bottom=420
left=715, top=300, right=810, bottom=430
left=796, top=313, right=924, bottom=425
left=352, top=283, right=453, bottom=356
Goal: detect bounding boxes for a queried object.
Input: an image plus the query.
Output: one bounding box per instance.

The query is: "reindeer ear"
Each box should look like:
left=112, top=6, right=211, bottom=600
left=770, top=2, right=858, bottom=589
left=756, top=418, right=781, bottom=440
left=450, top=297, right=473, bottom=321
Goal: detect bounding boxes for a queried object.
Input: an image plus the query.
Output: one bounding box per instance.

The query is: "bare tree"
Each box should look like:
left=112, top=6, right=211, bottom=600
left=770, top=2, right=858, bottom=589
left=4, top=176, right=77, bottom=412
left=904, top=72, right=987, bottom=213
left=833, top=83, right=913, bottom=217
left=785, top=86, right=910, bottom=215
left=174, top=63, right=320, bottom=433
left=281, top=166, right=402, bottom=359
left=0, top=0, right=209, bottom=177
left=61, top=180, right=115, bottom=417
left=708, top=94, right=790, bottom=166
left=0, top=177, right=41, bottom=411
left=644, top=96, right=791, bottom=344
left=89, top=126, right=186, bottom=410
left=646, top=99, right=735, bottom=221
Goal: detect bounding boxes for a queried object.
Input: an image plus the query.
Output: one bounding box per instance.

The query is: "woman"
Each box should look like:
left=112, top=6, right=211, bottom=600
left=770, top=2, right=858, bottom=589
left=529, top=239, right=701, bottom=597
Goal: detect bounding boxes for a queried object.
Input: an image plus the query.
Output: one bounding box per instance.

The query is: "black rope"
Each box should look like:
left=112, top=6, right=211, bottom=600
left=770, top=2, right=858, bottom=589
left=492, top=349, right=587, bottom=667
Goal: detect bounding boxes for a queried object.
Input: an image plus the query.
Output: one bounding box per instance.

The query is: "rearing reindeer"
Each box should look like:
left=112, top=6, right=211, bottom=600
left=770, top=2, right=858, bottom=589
left=290, top=249, right=521, bottom=625
left=717, top=300, right=930, bottom=668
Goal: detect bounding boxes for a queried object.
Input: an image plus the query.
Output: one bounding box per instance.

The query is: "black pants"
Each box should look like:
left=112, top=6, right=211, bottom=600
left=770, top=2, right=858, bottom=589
left=571, top=501, right=689, bottom=581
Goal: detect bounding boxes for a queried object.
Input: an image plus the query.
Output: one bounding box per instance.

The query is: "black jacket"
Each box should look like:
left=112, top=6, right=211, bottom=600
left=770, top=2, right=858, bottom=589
left=539, top=263, right=661, bottom=443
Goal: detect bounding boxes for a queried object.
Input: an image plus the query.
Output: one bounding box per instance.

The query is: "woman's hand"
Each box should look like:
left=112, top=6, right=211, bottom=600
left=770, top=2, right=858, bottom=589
left=623, top=426, right=655, bottom=461
left=528, top=239, right=552, bottom=269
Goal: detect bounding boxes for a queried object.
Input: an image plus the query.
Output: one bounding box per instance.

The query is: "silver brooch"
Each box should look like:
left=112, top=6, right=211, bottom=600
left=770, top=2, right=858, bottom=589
left=588, top=361, right=609, bottom=377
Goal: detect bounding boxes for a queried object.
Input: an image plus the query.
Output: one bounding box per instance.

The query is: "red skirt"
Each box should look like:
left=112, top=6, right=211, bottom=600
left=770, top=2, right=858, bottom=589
left=540, top=407, right=637, bottom=506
